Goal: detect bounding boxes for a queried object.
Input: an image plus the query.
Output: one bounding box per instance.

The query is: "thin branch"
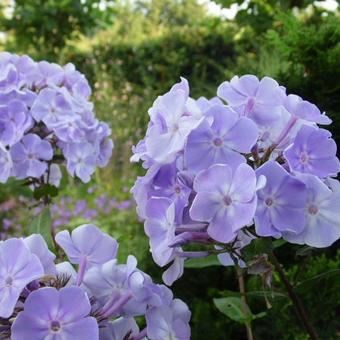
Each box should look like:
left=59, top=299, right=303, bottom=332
left=269, top=251, right=319, bottom=340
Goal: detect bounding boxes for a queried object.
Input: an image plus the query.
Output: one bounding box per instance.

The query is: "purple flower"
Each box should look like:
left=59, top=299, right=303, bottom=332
left=282, top=174, right=340, bottom=247
left=84, top=256, right=149, bottom=317
left=144, top=197, right=186, bottom=285
left=146, top=298, right=191, bottom=340
left=100, top=317, right=139, bottom=340
left=55, top=224, right=118, bottom=267
left=151, top=162, right=191, bottom=223
left=145, top=198, right=179, bottom=267
left=0, top=144, right=12, bottom=183
left=0, top=99, right=31, bottom=146
left=64, top=142, right=97, bottom=183
left=34, top=61, right=64, bottom=87
left=255, top=161, right=307, bottom=237
left=30, top=88, right=74, bottom=127
left=217, top=75, right=283, bottom=125
left=0, top=238, right=43, bottom=318
left=190, top=163, right=257, bottom=243
left=11, top=287, right=99, bottom=340
left=284, top=125, right=340, bottom=178
left=10, top=133, right=53, bottom=179
left=185, top=105, right=258, bottom=173
left=283, top=94, right=331, bottom=125
left=23, top=234, right=56, bottom=275
left=145, top=78, right=202, bottom=163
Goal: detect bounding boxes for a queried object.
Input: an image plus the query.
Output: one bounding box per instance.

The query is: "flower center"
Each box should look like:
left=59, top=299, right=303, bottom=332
left=50, top=320, right=61, bottom=333
left=308, top=204, right=318, bottom=215
left=174, top=186, right=181, bottom=194
left=265, top=197, right=274, bottom=207
left=27, top=153, right=35, bottom=160
left=5, top=276, right=13, bottom=287
left=213, top=137, right=223, bottom=147
left=300, top=152, right=309, bottom=164
left=223, top=195, right=232, bottom=206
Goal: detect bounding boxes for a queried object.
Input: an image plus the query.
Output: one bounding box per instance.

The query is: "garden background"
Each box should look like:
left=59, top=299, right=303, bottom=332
left=0, top=0, right=339, bottom=338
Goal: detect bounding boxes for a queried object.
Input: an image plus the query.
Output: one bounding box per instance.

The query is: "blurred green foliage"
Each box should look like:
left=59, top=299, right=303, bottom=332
left=0, top=0, right=339, bottom=338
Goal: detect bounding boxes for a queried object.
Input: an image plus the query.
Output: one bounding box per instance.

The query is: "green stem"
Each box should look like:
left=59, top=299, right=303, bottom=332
left=269, top=251, right=318, bottom=340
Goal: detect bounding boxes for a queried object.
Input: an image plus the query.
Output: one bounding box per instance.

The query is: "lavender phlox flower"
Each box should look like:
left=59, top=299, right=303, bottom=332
left=84, top=256, right=149, bottom=317
left=145, top=78, right=203, bottom=163
left=282, top=174, right=340, bottom=247
left=64, top=142, right=97, bottom=183
left=0, top=238, right=43, bottom=318
left=11, top=287, right=99, bottom=340
left=185, top=105, right=258, bottom=173
left=284, top=125, right=340, bottom=178
left=146, top=298, right=191, bottom=340
left=10, top=133, right=53, bottom=179
left=23, top=234, right=56, bottom=275
left=255, top=161, right=307, bottom=237
left=100, top=317, right=140, bottom=340
left=190, top=163, right=258, bottom=243
left=217, top=75, right=283, bottom=125
left=55, top=224, right=118, bottom=285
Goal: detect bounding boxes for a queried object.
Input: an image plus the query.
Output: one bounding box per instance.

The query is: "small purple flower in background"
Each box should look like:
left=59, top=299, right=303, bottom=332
left=11, top=287, right=99, bottom=340
left=282, top=174, right=340, bottom=247
left=190, top=163, right=257, bottom=243
left=0, top=238, right=43, bottom=318
left=255, top=161, right=307, bottom=237
left=217, top=75, right=283, bottom=125
left=185, top=105, right=258, bottom=172
left=284, top=125, right=340, bottom=178
left=10, top=133, right=53, bottom=179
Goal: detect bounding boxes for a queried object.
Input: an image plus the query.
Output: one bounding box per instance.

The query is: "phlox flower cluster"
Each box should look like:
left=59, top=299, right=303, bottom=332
left=0, top=52, right=113, bottom=185
left=0, top=224, right=191, bottom=339
left=131, top=75, right=340, bottom=285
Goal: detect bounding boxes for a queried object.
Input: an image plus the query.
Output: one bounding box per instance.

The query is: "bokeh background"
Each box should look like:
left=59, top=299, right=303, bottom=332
left=0, top=1, right=339, bottom=338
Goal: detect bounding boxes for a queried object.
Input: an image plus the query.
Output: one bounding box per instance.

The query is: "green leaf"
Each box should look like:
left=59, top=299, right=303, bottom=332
left=28, top=207, right=54, bottom=249
left=33, top=184, right=58, bottom=200
left=272, top=239, right=287, bottom=249
left=213, top=297, right=250, bottom=323
left=185, top=255, right=221, bottom=268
